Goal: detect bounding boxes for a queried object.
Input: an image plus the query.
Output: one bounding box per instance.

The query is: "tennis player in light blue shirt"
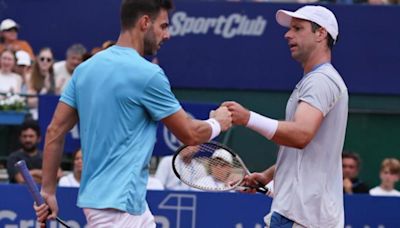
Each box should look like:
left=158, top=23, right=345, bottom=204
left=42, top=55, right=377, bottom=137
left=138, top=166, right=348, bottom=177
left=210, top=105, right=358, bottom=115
left=35, top=1, right=232, bottom=227
left=61, top=45, right=181, bottom=214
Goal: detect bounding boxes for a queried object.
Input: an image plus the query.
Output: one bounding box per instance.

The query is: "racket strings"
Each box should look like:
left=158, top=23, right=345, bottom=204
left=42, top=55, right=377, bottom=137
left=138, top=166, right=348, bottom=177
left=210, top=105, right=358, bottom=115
left=174, top=144, right=246, bottom=191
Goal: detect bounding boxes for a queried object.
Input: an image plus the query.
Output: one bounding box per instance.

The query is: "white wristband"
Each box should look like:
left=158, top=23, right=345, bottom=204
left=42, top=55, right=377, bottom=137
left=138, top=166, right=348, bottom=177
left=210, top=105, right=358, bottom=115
left=205, top=118, right=221, bottom=141
left=246, top=111, right=278, bottom=140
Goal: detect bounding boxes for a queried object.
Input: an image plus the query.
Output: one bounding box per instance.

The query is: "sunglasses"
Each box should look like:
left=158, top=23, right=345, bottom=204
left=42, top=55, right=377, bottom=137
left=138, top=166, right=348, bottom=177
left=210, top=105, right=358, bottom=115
left=3, top=27, right=18, bottom=32
left=39, top=57, right=53, bottom=63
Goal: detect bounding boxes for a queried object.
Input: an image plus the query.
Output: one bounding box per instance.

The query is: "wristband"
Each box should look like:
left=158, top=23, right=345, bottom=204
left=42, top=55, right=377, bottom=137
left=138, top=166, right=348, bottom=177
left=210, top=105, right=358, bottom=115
left=205, top=118, right=221, bottom=141
left=246, top=111, right=278, bottom=140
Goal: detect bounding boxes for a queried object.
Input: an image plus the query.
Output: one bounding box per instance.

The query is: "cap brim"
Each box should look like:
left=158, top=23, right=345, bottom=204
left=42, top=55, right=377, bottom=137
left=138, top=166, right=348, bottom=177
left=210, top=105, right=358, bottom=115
left=276, top=10, right=310, bottom=28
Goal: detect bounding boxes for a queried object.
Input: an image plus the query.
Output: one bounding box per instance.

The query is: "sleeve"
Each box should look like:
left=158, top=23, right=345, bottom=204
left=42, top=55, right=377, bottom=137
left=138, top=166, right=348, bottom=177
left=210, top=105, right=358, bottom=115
left=59, top=71, right=78, bottom=109
left=298, top=73, right=341, bottom=117
left=141, top=70, right=181, bottom=121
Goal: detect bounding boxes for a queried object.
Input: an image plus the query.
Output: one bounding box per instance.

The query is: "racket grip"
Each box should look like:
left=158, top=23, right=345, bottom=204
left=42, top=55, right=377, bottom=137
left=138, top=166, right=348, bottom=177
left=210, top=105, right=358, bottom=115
left=15, top=160, right=45, bottom=205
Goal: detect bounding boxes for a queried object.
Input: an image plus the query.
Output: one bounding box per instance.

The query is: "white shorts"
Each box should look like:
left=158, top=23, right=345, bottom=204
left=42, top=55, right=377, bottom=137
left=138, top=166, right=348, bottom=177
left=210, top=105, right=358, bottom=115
left=83, top=207, right=156, bottom=228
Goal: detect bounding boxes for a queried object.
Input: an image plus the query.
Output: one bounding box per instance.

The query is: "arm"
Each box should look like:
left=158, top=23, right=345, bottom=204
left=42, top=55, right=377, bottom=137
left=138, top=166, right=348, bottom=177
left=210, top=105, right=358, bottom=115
left=39, top=102, right=78, bottom=219
left=161, top=106, right=232, bottom=146
left=273, top=102, right=323, bottom=148
left=222, top=101, right=323, bottom=149
left=242, top=165, right=275, bottom=194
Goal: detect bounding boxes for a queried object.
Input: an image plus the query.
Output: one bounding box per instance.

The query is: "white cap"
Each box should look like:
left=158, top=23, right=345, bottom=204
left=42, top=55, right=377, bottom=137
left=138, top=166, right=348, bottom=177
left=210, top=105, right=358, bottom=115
left=16, top=50, right=31, bottom=66
left=0, top=18, right=19, bottom=31
left=212, top=149, right=233, bottom=164
left=276, top=5, right=338, bottom=42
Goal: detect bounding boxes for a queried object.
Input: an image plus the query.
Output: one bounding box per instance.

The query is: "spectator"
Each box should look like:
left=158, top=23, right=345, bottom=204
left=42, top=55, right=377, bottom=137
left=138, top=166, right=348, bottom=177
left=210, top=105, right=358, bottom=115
left=14, top=50, right=32, bottom=94
left=146, top=175, right=165, bottom=190
left=0, top=19, right=34, bottom=60
left=195, top=149, right=234, bottom=190
left=0, top=49, right=22, bottom=94
left=27, top=47, right=56, bottom=119
left=54, top=43, right=87, bottom=94
left=6, top=121, right=43, bottom=184
left=369, top=158, right=400, bottom=196
left=342, top=152, right=369, bottom=194
left=59, top=149, right=82, bottom=188
left=155, top=155, right=203, bottom=191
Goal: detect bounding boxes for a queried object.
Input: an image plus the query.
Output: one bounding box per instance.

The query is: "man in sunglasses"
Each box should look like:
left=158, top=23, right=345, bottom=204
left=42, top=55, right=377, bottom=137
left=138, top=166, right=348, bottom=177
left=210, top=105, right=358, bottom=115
left=0, top=18, right=34, bottom=60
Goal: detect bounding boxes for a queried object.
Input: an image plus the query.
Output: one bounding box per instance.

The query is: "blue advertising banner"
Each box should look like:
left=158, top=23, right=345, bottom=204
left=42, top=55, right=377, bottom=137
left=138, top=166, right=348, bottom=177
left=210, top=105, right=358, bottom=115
left=38, top=95, right=216, bottom=154
left=1, top=184, right=400, bottom=228
left=1, top=1, right=400, bottom=94
left=38, top=95, right=81, bottom=153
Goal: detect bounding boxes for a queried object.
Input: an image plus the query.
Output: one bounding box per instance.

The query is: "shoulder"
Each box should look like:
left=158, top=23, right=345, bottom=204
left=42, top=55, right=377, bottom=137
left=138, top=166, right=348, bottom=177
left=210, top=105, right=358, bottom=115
left=8, top=150, right=24, bottom=158
left=369, top=186, right=380, bottom=194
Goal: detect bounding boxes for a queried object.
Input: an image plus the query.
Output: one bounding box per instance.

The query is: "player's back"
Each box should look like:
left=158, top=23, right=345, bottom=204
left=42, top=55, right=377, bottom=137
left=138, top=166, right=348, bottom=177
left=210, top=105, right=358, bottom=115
left=61, top=45, right=181, bottom=214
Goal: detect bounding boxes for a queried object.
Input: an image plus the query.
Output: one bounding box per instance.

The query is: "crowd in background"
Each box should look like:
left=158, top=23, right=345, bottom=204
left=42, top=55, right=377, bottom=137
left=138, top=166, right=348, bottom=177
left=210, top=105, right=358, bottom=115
left=0, top=10, right=399, bottom=195
left=3, top=119, right=400, bottom=196
left=230, top=0, right=400, bottom=4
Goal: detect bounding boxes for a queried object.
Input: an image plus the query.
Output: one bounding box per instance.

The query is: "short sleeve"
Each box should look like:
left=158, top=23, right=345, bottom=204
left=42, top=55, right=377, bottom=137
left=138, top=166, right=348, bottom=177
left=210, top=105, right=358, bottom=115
left=141, top=70, right=181, bottom=121
left=298, top=73, right=341, bottom=116
left=60, top=72, right=77, bottom=109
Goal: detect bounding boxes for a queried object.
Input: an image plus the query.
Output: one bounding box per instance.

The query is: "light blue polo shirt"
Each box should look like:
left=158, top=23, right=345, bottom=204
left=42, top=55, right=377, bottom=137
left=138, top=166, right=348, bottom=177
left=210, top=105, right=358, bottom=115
left=60, top=45, right=181, bottom=214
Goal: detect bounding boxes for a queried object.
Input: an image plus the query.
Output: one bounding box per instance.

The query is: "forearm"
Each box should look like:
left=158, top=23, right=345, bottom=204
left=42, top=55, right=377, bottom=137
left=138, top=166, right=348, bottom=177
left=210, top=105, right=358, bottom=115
left=41, top=125, right=66, bottom=194
left=261, top=165, right=275, bottom=184
left=181, top=118, right=218, bottom=145
left=162, top=109, right=223, bottom=146
left=271, top=122, right=312, bottom=149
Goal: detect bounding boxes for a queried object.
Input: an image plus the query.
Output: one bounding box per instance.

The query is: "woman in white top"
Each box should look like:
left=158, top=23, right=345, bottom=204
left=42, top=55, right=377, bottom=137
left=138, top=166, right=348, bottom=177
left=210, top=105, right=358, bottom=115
left=27, top=47, right=56, bottom=119
left=59, top=149, right=82, bottom=187
left=369, top=158, right=400, bottom=197
left=0, top=49, right=22, bottom=94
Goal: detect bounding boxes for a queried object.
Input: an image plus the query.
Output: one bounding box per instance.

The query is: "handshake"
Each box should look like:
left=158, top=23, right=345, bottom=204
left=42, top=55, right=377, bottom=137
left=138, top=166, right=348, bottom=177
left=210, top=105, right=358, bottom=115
left=210, top=101, right=250, bottom=131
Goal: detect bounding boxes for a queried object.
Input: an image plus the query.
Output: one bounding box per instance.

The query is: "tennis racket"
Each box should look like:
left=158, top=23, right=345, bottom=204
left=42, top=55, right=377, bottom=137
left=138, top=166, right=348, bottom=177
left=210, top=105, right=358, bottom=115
left=172, top=141, right=269, bottom=193
left=15, top=160, right=71, bottom=228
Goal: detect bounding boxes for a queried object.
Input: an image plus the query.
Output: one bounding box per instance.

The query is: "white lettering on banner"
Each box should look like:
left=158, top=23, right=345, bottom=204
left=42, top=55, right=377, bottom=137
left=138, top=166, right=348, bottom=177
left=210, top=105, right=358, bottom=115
left=163, top=126, right=183, bottom=151
left=158, top=193, right=197, bottom=228
left=0, top=210, right=81, bottom=228
left=236, top=223, right=263, bottom=228
left=170, top=12, right=267, bottom=39
left=163, top=113, right=194, bottom=151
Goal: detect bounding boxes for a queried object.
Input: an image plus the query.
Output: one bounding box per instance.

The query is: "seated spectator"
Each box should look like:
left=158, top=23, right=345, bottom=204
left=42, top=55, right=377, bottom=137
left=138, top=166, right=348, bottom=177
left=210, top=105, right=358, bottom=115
left=54, top=43, right=87, bottom=94
left=27, top=47, right=56, bottom=119
left=369, top=158, right=400, bottom=196
left=6, top=121, right=43, bottom=184
left=155, top=155, right=200, bottom=191
left=147, top=175, right=165, bottom=190
left=342, top=152, right=369, bottom=194
left=59, top=149, right=82, bottom=188
left=0, top=19, right=34, bottom=60
left=0, top=49, right=22, bottom=94
left=14, top=50, right=32, bottom=94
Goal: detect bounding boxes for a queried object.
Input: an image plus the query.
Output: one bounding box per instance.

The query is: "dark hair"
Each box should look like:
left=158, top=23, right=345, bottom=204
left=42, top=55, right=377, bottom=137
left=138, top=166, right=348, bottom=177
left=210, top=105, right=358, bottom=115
left=31, top=47, right=55, bottom=94
left=20, top=120, right=41, bottom=137
left=120, top=0, right=173, bottom=31
left=310, top=22, right=335, bottom=50
left=342, top=152, right=361, bottom=168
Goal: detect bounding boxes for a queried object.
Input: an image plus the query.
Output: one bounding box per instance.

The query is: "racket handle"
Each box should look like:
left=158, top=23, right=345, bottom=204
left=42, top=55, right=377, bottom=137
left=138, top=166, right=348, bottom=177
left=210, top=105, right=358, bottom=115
left=237, top=185, right=270, bottom=195
left=15, top=160, right=45, bottom=205
left=14, top=160, right=71, bottom=228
